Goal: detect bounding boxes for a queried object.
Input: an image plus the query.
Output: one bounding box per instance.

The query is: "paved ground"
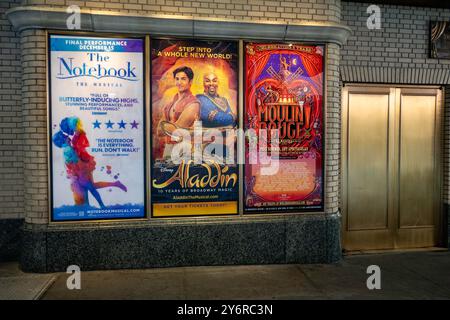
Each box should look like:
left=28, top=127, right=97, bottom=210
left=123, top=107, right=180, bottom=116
left=1, top=250, right=450, bottom=299
left=0, top=263, right=56, bottom=300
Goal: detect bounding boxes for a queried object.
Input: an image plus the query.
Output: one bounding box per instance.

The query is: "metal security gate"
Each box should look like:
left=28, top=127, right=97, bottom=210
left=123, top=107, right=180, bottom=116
left=342, top=85, right=443, bottom=251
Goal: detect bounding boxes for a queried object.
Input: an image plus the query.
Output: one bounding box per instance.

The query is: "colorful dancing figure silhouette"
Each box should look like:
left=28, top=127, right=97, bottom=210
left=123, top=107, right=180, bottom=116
left=53, top=117, right=127, bottom=208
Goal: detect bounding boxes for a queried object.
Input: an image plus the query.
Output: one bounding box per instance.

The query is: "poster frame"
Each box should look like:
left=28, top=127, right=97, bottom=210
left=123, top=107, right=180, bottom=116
left=430, top=21, right=450, bottom=59
left=47, top=30, right=148, bottom=223
left=242, top=40, right=326, bottom=215
left=149, top=36, right=241, bottom=219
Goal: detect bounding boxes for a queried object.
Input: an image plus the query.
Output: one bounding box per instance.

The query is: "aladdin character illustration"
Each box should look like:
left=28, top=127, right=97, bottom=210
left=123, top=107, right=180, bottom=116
left=157, top=66, right=200, bottom=158
left=53, top=116, right=127, bottom=208
left=196, top=72, right=237, bottom=161
left=196, top=72, right=236, bottom=128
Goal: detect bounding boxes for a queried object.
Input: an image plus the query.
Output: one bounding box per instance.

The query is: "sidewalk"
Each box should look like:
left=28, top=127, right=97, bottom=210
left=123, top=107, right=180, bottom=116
left=1, top=250, right=450, bottom=299
left=0, top=263, right=56, bottom=300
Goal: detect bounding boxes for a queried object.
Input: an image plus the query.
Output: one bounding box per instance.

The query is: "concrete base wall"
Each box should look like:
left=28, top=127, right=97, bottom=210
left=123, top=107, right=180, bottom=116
left=0, top=219, right=23, bottom=262
left=20, top=213, right=341, bottom=273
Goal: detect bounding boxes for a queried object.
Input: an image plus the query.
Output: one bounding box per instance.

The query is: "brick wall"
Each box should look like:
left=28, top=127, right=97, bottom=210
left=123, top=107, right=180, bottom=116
left=0, top=0, right=23, bottom=220
left=326, top=43, right=341, bottom=214
left=21, top=29, right=48, bottom=224
left=20, top=0, right=341, bottom=23
left=9, top=0, right=344, bottom=223
left=342, top=2, right=450, bottom=70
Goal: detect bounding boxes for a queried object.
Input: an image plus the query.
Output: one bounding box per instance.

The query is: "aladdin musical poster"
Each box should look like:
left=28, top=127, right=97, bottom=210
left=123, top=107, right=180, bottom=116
left=244, top=43, right=324, bottom=213
left=150, top=38, right=239, bottom=217
left=49, top=35, right=146, bottom=221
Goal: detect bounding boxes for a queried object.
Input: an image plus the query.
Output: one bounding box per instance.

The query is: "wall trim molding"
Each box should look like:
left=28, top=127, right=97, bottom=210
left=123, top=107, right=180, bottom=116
left=6, top=6, right=351, bottom=46
left=341, top=66, right=450, bottom=85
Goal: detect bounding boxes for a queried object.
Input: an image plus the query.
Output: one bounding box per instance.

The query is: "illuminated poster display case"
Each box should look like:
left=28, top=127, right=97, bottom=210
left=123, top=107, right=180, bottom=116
left=48, top=33, right=326, bottom=221
left=430, top=21, right=450, bottom=59
left=150, top=38, right=239, bottom=218
left=48, top=33, right=147, bottom=221
left=243, top=42, right=325, bottom=214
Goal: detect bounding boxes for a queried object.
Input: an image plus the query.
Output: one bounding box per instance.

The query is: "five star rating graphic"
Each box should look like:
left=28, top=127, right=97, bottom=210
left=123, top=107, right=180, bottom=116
left=92, top=120, right=139, bottom=129
left=118, top=120, right=127, bottom=129
left=105, top=120, right=114, bottom=129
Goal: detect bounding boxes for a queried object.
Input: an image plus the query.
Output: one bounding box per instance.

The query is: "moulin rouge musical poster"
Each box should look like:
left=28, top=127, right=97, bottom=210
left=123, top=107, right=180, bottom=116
left=244, top=43, right=324, bottom=213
